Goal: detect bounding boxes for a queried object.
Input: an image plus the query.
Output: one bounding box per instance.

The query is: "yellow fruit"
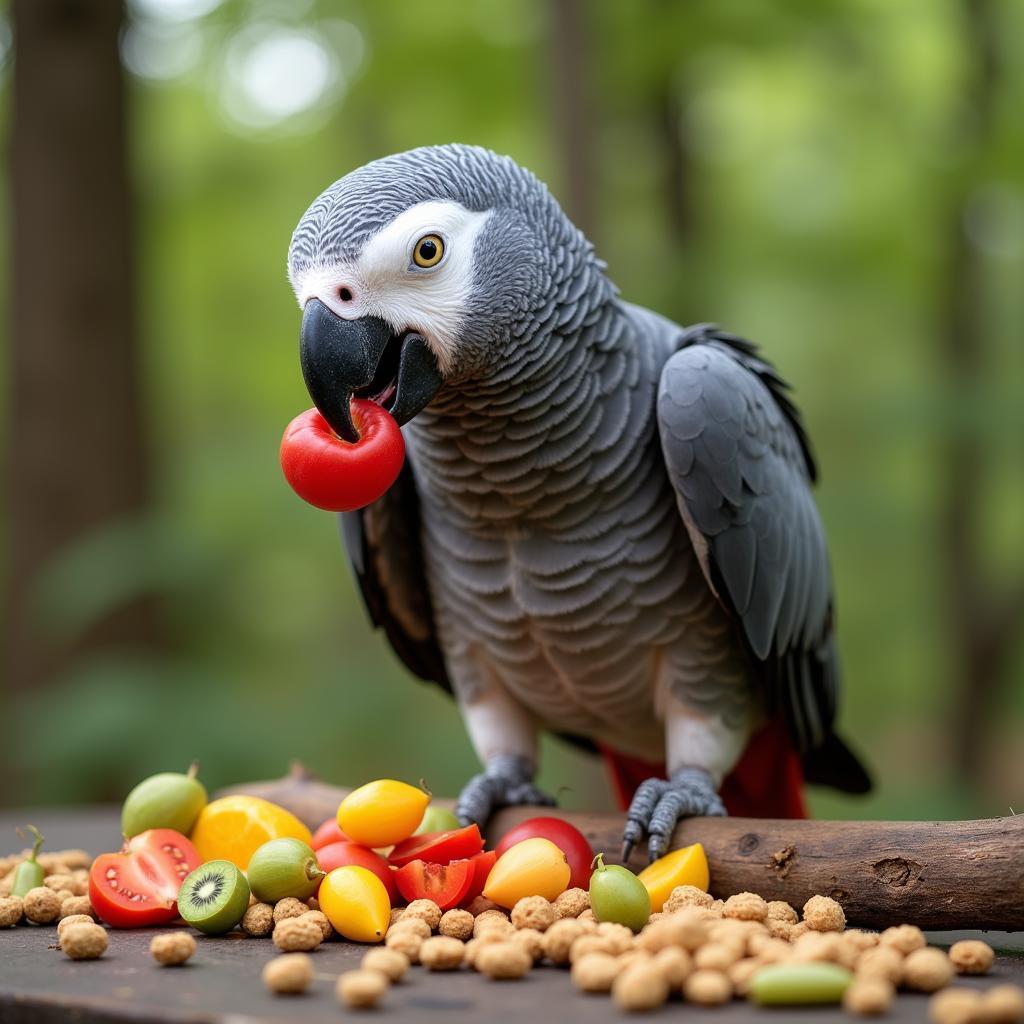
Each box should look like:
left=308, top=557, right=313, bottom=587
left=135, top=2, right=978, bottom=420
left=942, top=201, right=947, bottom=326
left=319, top=866, right=390, bottom=943
left=637, top=842, right=709, bottom=912
left=190, top=796, right=312, bottom=870
left=337, top=780, right=429, bottom=848
left=483, top=837, right=571, bottom=908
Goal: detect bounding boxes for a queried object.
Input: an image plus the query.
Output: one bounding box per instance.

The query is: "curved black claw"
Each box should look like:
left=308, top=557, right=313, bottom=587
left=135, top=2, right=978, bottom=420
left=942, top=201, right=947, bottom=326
left=454, top=754, right=557, bottom=828
left=622, top=768, right=727, bottom=863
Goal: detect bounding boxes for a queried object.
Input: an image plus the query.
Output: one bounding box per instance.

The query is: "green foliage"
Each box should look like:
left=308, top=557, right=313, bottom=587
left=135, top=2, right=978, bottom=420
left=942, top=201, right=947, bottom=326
left=1, top=0, right=1021, bottom=817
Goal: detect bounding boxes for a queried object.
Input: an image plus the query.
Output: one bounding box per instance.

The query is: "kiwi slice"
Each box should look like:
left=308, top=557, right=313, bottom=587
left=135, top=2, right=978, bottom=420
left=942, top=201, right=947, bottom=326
left=178, top=860, right=250, bottom=935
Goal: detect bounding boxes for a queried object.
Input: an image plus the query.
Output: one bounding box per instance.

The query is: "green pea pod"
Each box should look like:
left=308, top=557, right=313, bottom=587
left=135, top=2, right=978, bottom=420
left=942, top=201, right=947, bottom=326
left=11, top=825, right=46, bottom=898
left=749, top=963, right=852, bottom=1006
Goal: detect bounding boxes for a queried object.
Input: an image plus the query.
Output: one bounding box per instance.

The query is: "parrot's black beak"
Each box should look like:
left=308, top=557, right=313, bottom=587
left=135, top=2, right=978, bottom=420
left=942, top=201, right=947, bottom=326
left=299, top=298, right=443, bottom=443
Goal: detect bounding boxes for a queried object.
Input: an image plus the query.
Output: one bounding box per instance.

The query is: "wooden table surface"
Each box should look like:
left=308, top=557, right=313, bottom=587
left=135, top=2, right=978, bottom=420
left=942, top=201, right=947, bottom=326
left=1, top=808, right=1021, bottom=1024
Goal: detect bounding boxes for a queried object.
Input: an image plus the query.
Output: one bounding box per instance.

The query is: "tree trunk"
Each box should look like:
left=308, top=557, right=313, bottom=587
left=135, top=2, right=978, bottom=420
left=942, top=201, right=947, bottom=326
left=547, top=0, right=597, bottom=241
left=942, top=0, right=1022, bottom=784
left=5, top=0, right=158, bottom=695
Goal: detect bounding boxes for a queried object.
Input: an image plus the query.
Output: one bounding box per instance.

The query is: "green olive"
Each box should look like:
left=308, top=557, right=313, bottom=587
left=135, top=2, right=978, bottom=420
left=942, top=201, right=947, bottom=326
left=246, top=838, right=325, bottom=903
left=749, top=963, right=853, bottom=1005
left=121, top=763, right=207, bottom=838
left=588, top=853, right=651, bottom=932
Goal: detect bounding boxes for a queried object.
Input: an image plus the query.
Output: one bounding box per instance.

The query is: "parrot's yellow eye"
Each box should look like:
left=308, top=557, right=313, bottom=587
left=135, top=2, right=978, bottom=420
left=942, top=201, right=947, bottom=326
left=412, top=234, right=445, bottom=268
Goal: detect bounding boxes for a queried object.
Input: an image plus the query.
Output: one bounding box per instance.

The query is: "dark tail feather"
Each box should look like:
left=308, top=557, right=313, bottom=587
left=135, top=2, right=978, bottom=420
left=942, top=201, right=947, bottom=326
left=802, top=732, right=873, bottom=794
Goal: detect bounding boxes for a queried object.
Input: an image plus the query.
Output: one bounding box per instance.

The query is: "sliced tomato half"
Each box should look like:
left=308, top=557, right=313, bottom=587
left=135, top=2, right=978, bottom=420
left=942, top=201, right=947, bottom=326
left=316, top=841, right=397, bottom=901
left=388, top=824, right=484, bottom=867
left=88, top=828, right=201, bottom=928
left=459, top=849, right=497, bottom=907
left=395, top=858, right=474, bottom=910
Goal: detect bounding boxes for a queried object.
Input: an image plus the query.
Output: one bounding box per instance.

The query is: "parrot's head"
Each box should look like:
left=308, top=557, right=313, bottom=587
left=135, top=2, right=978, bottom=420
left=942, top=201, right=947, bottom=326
left=287, top=144, right=607, bottom=441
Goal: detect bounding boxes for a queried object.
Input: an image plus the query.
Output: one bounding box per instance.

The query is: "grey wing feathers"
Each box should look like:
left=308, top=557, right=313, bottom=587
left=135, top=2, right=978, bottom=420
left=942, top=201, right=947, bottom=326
left=657, top=325, right=864, bottom=786
left=340, top=460, right=452, bottom=689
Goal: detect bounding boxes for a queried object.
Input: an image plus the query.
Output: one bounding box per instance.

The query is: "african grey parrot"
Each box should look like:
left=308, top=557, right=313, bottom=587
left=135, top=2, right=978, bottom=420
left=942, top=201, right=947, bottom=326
left=287, top=144, right=869, bottom=862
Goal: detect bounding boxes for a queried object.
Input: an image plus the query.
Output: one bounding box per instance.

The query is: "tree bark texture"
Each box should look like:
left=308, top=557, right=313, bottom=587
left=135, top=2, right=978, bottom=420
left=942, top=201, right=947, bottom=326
left=6, top=0, right=158, bottom=695
left=547, top=0, right=597, bottom=241
left=943, top=0, right=1024, bottom=783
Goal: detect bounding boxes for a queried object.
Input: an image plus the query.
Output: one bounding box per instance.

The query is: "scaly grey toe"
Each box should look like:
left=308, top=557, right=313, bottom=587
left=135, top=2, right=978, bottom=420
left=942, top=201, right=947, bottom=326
left=622, top=768, right=727, bottom=863
left=454, top=754, right=556, bottom=827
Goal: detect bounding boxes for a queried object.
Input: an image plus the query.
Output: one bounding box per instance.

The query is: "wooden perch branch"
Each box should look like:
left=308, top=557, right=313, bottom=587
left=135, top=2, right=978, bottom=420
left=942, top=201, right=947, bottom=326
left=496, top=806, right=1024, bottom=932
left=222, top=768, right=1024, bottom=931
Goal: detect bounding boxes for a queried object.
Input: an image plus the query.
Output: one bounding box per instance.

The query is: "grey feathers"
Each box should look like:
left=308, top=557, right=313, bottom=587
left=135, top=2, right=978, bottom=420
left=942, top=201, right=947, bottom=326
left=657, top=326, right=837, bottom=749
left=307, top=145, right=867, bottom=790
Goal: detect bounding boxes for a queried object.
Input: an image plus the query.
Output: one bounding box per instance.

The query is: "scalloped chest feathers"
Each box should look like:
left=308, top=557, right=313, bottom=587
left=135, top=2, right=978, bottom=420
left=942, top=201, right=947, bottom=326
left=404, top=305, right=729, bottom=755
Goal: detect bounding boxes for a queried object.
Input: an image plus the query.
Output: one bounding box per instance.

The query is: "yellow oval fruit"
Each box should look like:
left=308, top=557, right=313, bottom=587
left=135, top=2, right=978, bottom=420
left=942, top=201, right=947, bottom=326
left=318, top=865, right=390, bottom=943
left=483, top=837, right=571, bottom=908
left=337, top=779, right=429, bottom=848
left=637, top=842, right=709, bottom=912
left=190, top=795, right=312, bottom=870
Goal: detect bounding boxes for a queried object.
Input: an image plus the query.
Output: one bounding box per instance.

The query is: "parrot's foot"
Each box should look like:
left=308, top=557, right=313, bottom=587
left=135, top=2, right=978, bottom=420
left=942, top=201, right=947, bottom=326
left=454, top=754, right=556, bottom=827
left=622, top=767, right=726, bottom=863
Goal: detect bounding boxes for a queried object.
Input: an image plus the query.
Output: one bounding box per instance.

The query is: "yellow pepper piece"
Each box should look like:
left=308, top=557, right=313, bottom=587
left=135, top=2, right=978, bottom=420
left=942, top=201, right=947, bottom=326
left=637, top=842, right=709, bottom=912
left=318, top=865, right=391, bottom=943
left=337, top=779, right=429, bottom=848
left=483, top=837, right=571, bottom=908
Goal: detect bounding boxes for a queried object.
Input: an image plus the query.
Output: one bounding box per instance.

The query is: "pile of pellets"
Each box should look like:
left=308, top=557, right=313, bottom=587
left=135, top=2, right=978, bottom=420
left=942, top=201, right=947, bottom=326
left=5, top=846, right=1021, bottom=1022
left=0, top=846, right=110, bottom=960
left=259, top=887, right=1023, bottom=1021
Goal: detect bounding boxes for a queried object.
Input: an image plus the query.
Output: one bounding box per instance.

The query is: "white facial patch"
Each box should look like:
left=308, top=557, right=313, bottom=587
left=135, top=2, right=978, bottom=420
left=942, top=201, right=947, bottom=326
left=290, top=200, right=491, bottom=375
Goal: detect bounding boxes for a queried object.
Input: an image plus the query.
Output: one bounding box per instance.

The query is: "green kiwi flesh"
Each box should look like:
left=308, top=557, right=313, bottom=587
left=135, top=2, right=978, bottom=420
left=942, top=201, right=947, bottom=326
left=178, top=860, right=250, bottom=934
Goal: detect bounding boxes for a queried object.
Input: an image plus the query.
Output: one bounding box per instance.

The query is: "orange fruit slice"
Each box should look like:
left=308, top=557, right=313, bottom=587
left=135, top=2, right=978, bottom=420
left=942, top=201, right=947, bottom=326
left=190, top=795, right=312, bottom=870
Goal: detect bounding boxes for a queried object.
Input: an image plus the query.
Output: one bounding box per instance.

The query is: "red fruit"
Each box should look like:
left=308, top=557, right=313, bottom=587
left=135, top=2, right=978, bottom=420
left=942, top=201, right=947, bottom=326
left=395, top=858, right=474, bottom=911
left=459, top=849, right=497, bottom=906
left=316, top=841, right=397, bottom=902
left=311, top=818, right=350, bottom=851
left=88, top=828, right=201, bottom=928
left=494, top=816, right=594, bottom=890
left=388, top=824, right=484, bottom=867
left=280, top=401, right=405, bottom=512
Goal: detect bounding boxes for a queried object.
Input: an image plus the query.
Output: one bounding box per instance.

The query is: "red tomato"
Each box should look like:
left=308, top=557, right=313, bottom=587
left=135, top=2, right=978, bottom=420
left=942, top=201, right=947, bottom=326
left=388, top=824, right=484, bottom=867
left=459, top=849, right=497, bottom=906
left=494, top=817, right=594, bottom=890
left=280, top=401, right=405, bottom=513
left=316, top=842, right=397, bottom=902
left=88, top=828, right=201, bottom=928
left=395, top=858, right=474, bottom=911
left=312, top=818, right=350, bottom=850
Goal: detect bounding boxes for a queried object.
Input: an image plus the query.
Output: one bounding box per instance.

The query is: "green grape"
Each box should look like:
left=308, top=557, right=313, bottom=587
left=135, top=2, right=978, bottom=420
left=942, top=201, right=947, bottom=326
left=588, top=853, right=651, bottom=932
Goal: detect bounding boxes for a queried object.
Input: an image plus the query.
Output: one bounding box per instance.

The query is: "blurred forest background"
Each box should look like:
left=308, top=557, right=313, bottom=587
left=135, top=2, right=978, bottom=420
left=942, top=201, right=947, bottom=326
left=1, top=0, right=1021, bottom=820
